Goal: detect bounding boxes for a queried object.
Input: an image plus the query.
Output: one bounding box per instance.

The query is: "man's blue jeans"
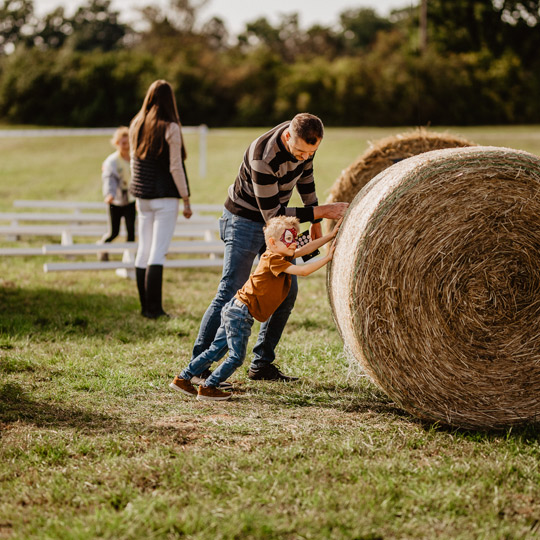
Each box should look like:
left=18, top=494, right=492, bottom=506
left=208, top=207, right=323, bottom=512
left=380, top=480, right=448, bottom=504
left=180, top=298, right=254, bottom=386
left=189, top=208, right=298, bottom=370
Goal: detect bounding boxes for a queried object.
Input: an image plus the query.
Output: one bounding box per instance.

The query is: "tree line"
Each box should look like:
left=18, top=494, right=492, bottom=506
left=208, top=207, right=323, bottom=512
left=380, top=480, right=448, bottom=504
left=0, top=0, right=539, bottom=127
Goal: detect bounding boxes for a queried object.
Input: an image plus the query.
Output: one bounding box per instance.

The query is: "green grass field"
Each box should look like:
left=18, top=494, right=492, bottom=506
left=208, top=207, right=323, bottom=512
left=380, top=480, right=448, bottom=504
left=1, top=127, right=539, bottom=539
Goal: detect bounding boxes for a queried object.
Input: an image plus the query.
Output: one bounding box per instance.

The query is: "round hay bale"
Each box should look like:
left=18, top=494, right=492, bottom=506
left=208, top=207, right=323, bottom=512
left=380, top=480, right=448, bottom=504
left=328, top=146, right=540, bottom=430
left=327, top=128, right=475, bottom=206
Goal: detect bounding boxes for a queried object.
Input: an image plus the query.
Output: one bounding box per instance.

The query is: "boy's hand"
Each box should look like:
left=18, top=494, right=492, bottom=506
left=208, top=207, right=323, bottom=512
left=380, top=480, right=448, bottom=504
left=331, top=217, right=344, bottom=238
left=327, top=239, right=337, bottom=259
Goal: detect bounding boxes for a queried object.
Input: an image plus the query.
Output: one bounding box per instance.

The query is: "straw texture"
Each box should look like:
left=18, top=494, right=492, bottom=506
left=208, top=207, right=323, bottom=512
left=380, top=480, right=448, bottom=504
left=328, top=146, right=540, bottom=429
left=327, top=129, right=474, bottom=206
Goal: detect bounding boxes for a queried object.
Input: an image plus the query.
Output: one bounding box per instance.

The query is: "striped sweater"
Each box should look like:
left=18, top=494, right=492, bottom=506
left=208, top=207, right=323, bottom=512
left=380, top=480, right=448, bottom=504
left=224, top=121, right=319, bottom=223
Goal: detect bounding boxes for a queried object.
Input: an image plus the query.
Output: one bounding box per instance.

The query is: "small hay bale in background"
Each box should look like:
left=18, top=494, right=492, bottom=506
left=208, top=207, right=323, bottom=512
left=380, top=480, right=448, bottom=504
left=326, top=128, right=475, bottom=206
left=328, top=146, right=540, bottom=430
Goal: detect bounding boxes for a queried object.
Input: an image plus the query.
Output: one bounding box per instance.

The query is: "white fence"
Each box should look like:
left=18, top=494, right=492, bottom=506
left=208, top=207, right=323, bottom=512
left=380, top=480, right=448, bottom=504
left=0, top=200, right=224, bottom=277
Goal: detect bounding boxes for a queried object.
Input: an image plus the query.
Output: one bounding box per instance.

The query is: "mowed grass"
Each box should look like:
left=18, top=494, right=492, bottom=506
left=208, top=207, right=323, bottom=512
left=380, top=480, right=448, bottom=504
left=1, top=126, right=540, bottom=539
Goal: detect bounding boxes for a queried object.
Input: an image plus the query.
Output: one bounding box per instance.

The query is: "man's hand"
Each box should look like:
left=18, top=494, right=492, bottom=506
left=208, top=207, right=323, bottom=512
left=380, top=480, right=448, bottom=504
left=104, top=194, right=114, bottom=204
left=313, top=202, right=349, bottom=221
left=310, top=221, right=322, bottom=240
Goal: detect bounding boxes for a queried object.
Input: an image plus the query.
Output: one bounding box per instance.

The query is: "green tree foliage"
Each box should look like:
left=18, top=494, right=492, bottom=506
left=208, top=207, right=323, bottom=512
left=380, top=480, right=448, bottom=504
left=67, top=0, right=127, bottom=51
left=427, top=0, right=505, bottom=53
left=200, top=16, right=229, bottom=51
left=0, top=47, right=155, bottom=125
left=427, top=0, right=540, bottom=63
left=0, top=0, right=539, bottom=126
left=497, top=0, right=540, bottom=65
left=499, top=0, right=540, bottom=24
left=32, top=7, right=72, bottom=50
left=0, top=0, right=34, bottom=54
left=339, top=8, right=395, bottom=52
left=135, top=0, right=208, bottom=59
left=238, top=14, right=305, bottom=63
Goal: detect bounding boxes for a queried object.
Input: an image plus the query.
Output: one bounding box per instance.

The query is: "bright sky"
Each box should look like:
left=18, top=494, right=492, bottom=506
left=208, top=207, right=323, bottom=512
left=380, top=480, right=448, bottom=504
left=33, top=0, right=412, bottom=34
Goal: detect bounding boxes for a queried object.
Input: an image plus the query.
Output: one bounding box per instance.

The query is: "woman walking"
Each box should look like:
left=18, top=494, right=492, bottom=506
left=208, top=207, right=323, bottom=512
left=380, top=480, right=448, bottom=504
left=129, top=80, right=192, bottom=318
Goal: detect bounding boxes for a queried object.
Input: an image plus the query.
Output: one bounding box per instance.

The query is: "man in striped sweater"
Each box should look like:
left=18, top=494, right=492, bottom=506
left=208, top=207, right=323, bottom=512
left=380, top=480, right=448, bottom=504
left=185, top=113, right=348, bottom=383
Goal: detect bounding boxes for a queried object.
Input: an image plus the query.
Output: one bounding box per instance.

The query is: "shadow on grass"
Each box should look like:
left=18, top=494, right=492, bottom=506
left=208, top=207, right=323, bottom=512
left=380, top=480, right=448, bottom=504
left=0, top=382, right=195, bottom=446
left=419, top=418, right=540, bottom=442
left=0, top=282, right=133, bottom=333
left=251, top=379, right=409, bottom=419
left=0, top=382, right=120, bottom=433
left=286, top=317, right=337, bottom=332
left=0, top=283, right=197, bottom=342
left=251, top=381, right=540, bottom=441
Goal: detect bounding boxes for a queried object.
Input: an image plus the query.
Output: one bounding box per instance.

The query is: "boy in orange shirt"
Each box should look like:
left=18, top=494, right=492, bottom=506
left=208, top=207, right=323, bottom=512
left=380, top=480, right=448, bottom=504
left=170, top=215, right=342, bottom=401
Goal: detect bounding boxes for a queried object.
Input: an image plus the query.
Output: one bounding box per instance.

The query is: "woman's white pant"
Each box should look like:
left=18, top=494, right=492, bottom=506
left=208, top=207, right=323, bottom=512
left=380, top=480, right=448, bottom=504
left=135, top=198, right=179, bottom=267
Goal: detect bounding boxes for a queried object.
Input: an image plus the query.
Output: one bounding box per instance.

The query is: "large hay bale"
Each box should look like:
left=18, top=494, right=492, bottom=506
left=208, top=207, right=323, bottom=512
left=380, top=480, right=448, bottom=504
left=327, top=129, right=475, bottom=206
left=328, top=146, right=540, bottom=430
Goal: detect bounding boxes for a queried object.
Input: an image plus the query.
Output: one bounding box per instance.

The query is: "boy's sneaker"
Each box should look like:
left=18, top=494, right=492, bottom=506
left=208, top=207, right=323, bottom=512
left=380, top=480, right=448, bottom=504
left=169, top=376, right=197, bottom=396
left=248, top=364, right=299, bottom=382
left=197, top=385, right=232, bottom=401
left=191, top=369, right=233, bottom=390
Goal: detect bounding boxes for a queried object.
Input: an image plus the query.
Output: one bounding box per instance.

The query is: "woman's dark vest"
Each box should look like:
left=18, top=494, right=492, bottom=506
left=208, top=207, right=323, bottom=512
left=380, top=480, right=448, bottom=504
left=129, top=139, right=180, bottom=199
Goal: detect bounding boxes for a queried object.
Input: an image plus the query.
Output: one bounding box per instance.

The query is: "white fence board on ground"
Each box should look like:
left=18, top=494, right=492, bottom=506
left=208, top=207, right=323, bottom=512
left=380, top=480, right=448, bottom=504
left=13, top=200, right=222, bottom=214
left=0, top=212, right=111, bottom=223
left=41, top=240, right=224, bottom=256
left=0, top=223, right=219, bottom=241
left=0, top=199, right=225, bottom=273
left=1, top=200, right=221, bottom=244
left=0, top=247, right=44, bottom=256
left=44, top=258, right=224, bottom=272
left=0, top=211, right=217, bottom=225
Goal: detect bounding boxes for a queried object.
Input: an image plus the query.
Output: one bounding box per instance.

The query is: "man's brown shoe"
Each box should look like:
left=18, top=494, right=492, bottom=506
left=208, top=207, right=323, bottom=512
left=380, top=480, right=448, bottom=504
left=197, top=385, right=232, bottom=401
left=169, top=376, right=197, bottom=396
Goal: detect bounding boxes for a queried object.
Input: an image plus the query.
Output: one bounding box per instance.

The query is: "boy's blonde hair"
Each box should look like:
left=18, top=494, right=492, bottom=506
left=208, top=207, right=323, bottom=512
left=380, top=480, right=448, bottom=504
left=264, top=216, right=300, bottom=244
left=111, top=126, right=129, bottom=147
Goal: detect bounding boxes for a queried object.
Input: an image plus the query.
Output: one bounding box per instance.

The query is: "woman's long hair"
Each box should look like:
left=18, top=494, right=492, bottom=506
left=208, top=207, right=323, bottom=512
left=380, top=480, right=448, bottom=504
left=130, top=80, right=187, bottom=161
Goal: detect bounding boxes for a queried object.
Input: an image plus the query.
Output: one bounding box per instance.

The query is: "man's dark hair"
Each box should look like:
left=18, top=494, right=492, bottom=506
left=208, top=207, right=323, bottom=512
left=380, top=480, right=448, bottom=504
left=290, top=113, right=324, bottom=145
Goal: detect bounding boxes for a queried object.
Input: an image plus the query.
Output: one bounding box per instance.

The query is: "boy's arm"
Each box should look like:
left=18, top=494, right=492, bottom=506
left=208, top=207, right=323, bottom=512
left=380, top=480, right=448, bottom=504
left=294, top=218, right=343, bottom=258
left=286, top=240, right=337, bottom=277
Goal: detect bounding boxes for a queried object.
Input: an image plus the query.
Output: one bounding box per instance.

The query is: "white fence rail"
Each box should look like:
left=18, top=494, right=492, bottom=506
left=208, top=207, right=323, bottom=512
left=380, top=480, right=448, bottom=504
left=0, top=200, right=225, bottom=276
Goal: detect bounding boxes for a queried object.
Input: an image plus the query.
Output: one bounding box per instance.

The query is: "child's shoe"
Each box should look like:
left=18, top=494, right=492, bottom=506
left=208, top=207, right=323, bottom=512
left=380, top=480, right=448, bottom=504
left=197, top=384, right=232, bottom=401
left=191, top=370, right=233, bottom=390
left=169, top=376, right=197, bottom=396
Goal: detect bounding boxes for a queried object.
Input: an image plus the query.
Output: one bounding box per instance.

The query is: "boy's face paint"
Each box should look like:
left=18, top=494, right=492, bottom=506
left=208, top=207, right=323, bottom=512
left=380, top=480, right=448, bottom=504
left=280, top=228, right=297, bottom=247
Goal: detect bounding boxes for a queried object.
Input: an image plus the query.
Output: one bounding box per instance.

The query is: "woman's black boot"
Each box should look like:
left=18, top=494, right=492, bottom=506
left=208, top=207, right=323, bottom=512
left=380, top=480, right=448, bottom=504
left=136, top=267, right=147, bottom=316
left=144, top=264, right=168, bottom=318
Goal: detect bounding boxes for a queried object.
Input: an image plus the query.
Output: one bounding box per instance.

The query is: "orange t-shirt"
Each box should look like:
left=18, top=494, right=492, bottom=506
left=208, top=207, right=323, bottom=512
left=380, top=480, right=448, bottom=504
left=235, top=250, right=293, bottom=322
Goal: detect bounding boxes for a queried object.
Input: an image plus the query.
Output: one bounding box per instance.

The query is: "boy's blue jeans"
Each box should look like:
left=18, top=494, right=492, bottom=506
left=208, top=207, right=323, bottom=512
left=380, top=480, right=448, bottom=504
left=188, top=208, right=298, bottom=370
left=180, top=298, right=254, bottom=386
